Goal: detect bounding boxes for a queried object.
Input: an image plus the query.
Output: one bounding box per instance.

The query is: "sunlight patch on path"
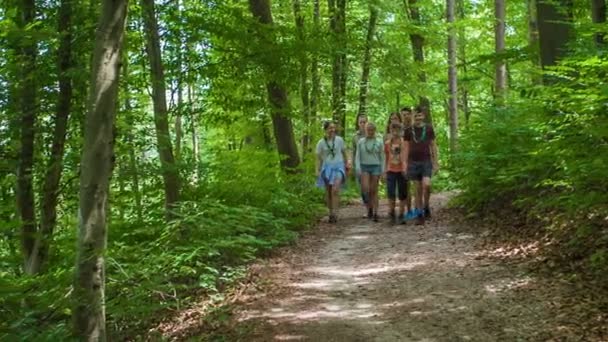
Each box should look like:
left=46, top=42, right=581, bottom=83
left=229, top=198, right=560, bottom=341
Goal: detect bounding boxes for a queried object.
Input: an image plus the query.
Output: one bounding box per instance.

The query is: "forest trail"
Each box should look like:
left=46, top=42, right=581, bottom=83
left=185, top=193, right=595, bottom=341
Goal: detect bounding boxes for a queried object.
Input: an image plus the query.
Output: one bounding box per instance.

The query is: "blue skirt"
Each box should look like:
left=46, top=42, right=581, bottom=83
left=316, top=162, right=346, bottom=188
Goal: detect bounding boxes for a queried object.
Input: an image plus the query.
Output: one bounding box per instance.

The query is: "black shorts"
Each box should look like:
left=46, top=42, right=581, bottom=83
left=407, top=160, right=433, bottom=181
left=386, top=171, right=408, bottom=200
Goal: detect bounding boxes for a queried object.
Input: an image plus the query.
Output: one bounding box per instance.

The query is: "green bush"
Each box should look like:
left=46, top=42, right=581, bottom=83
left=0, top=150, right=324, bottom=340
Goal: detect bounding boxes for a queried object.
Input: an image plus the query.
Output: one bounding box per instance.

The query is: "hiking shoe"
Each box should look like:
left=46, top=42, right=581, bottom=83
left=373, top=213, right=379, bottom=222
left=415, top=211, right=425, bottom=225
left=404, top=209, right=417, bottom=221
left=424, top=207, right=431, bottom=219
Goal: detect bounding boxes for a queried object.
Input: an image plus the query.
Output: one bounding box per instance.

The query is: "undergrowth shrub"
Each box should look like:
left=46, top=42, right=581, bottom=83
left=454, top=54, right=608, bottom=277
left=0, top=150, right=324, bottom=340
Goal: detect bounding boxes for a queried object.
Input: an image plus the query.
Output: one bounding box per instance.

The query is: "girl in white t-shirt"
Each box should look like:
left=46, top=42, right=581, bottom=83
left=316, top=121, right=350, bottom=223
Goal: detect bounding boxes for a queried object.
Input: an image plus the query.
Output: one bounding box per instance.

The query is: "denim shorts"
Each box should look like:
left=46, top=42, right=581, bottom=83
left=386, top=171, right=408, bottom=200
left=360, top=164, right=382, bottom=176
left=407, top=160, right=433, bottom=181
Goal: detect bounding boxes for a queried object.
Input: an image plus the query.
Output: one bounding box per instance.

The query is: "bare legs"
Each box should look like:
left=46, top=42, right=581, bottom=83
left=361, top=172, right=380, bottom=220
left=325, top=177, right=343, bottom=222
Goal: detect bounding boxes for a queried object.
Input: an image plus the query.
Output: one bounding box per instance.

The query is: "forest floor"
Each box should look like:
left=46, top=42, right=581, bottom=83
left=154, top=192, right=607, bottom=341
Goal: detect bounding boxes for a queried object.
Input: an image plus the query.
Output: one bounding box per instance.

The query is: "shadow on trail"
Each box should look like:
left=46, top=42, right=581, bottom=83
left=233, top=194, right=554, bottom=341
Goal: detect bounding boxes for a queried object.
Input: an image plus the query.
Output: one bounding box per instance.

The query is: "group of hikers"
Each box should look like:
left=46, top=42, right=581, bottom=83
left=315, top=106, right=439, bottom=225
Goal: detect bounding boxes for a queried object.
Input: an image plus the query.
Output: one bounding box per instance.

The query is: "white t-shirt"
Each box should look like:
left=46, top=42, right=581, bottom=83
left=316, top=136, right=345, bottom=165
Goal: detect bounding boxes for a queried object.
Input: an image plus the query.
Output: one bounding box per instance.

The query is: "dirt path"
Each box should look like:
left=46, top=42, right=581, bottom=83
left=190, top=193, right=601, bottom=341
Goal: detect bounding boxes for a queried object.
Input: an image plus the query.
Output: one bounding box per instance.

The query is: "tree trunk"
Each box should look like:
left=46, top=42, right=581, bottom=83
left=457, top=0, right=470, bottom=125
left=293, top=0, right=311, bottom=156
left=329, top=0, right=347, bottom=131
left=73, top=0, right=128, bottom=339
left=122, top=62, right=143, bottom=222
left=407, top=0, right=432, bottom=124
left=187, top=84, right=201, bottom=182
left=249, top=0, right=301, bottom=170
left=35, top=0, right=74, bottom=274
left=16, top=0, right=38, bottom=274
left=592, top=0, right=607, bottom=45
left=141, top=0, right=181, bottom=218
left=175, top=0, right=184, bottom=161
left=337, top=0, right=347, bottom=132
left=494, top=0, right=507, bottom=102
left=310, top=0, right=320, bottom=148
left=447, top=0, right=458, bottom=154
left=357, top=5, right=378, bottom=117
left=527, top=0, right=542, bottom=84
left=536, top=0, right=573, bottom=74
left=329, top=0, right=339, bottom=123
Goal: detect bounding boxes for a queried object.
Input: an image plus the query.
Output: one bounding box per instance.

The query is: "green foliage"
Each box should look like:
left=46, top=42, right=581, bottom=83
left=0, top=148, right=324, bottom=340
left=454, top=51, right=608, bottom=274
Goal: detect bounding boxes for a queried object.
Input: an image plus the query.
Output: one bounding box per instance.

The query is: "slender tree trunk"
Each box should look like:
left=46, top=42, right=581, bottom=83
left=592, top=0, right=607, bottom=45
left=122, top=62, right=143, bottom=222
left=494, top=0, right=507, bottom=102
left=528, top=0, right=539, bottom=56
left=527, top=0, right=542, bottom=84
left=337, top=0, right=347, bottom=132
left=249, top=0, right=301, bottom=170
left=329, top=0, right=347, bottom=131
left=536, top=0, right=573, bottom=74
left=447, top=0, right=458, bottom=154
left=357, top=5, right=378, bottom=117
left=406, top=0, right=432, bottom=124
left=329, top=0, right=339, bottom=122
left=187, top=84, right=201, bottom=182
left=457, top=0, right=470, bottom=125
left=73, top=0, right=128, bottom=339
left=293, top=0, right=311, bottom=156
left=175, top=91, right=183, bottom=161
left=174, top=0, right=184, bottom=161
left=16, top=0, right=38, bottom=274
left=35, top=0, right=74, bottom=274
left=310, top=0, right=320, bottom=146
left=141, top=0, right=181, bottom=218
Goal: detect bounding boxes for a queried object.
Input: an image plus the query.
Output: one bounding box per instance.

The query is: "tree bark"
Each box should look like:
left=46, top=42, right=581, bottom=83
left=494, top=0, right=507, bottom=102
left=122, top=61, right=143, bottom=222
left=527, top=0, right=542, bottom=84
left=293, top=0, right=311, bottom=156
left=447, top=0, right=458, bottom=154
left=406, top=0, right=432, bottom=124
left=16, top=0, right=38, bottom=274
left=329, top=0, right=347, bottom=131
left=357, top=5, right=378, bottom=117
left=310, top=0, right=320, bottom=145
left=592, top=0, right=607, bottom=46
left=141, top=0, right=181, bottom=218
left=73, top=0, right=128, bottom=339
left=35, top=0, right=74, bottom=274
left=536, top=0, right=573, bottom=73
left=249, top=0, right=301, bottom=171
left=457, top=0, right=470, bottom=125
left=174, top=0, right=184, bottom=161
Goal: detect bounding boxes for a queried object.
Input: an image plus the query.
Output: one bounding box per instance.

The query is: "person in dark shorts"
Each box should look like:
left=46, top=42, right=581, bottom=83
left=400, top=107, right=416, bottom=220
left=384, top=122, right=409, bottom=224
left=403, top=107, right=439, bottom=225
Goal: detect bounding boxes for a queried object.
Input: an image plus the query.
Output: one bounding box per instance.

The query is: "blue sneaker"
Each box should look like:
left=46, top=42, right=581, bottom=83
left=404, top=209, right=417, bottom=221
